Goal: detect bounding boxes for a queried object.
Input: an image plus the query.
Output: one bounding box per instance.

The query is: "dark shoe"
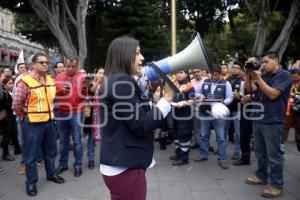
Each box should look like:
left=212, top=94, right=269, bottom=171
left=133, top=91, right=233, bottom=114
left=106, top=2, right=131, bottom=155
left=47, top=175, right=65, bottom=184
left=213, top=148, right=219, bottom=155
left=208, top=146, right=215, bottom=152
left=172, top=160, right=188, bottom=166
left=56, top=166, right=68, bottom=174
left=159, top=137, right=166, bottom=150
left=2, top=155, right=14, bottom=161
left=190, top=143, right=199, bottom=149
left=170, top=148, right=180, bottom=160
left=36, top=160, right=44, bottom=166
left=231, top=152, right=240, bottom=160
left=165, top=137, right=173, bottom=145
left=88, top=160, right=95, bottom=169
left=14, top=149, right=22, bottom=155
left=218, top=162, right=229, bottom=169
left=233, top=159, right=251, bottom=166
left=193, top=155, right=208, bottom=162
left=74, top=168, right=82, bottom=177
left=26, top=184, right=37, bottom=196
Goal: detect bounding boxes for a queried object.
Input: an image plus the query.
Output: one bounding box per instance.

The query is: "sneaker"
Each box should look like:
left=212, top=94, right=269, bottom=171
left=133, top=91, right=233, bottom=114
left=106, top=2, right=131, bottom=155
left=19, top=164, right=26, bottom=175
left=245, top=175, right=268, bottom=185
left=261, top=187, right=283, bottom=198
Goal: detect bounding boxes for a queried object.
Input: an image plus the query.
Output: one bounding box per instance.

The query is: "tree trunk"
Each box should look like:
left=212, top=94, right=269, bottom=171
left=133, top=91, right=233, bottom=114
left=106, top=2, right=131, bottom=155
left=251, top=0, right=269, bottom=57
left=268, top=0, right=300, bottom=61
left=28, top=0, right=88, bottom=68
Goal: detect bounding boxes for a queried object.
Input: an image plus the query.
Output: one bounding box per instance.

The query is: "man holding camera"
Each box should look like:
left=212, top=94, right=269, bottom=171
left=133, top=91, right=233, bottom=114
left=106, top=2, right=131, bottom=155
left=244, top=52, right=291, bottom=198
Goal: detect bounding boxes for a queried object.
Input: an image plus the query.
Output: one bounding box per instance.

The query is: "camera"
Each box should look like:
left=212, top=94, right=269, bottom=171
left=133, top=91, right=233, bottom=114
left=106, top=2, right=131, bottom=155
left=292, top=94, right=300, bottom=112
left=245, top=61, right=261, bottom=72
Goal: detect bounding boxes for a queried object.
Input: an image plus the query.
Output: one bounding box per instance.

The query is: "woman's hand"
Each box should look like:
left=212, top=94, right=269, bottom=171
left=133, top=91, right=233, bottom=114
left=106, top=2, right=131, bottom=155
left=163, top=77, right=177, bottom=103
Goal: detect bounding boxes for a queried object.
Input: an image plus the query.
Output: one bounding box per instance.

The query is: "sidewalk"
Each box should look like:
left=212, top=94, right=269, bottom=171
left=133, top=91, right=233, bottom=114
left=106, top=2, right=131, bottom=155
left=0, top=135, right=300, bottom=200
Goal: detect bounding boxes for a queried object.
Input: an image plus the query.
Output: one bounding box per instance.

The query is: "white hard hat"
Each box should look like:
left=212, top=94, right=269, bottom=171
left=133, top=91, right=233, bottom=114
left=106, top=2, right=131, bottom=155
left=211, top=102, right=230, bottom=119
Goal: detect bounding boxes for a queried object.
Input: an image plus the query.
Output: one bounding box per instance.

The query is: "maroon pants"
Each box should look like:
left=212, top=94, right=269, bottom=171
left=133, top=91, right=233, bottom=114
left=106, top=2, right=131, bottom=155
left=103, top=168, right=147, bottom=200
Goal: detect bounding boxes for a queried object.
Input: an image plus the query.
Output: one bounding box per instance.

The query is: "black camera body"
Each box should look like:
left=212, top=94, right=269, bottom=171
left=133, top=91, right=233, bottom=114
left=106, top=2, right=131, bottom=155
left=245, top=61, right=261, bottom=72
left=292, top=94, right=300, bottom=112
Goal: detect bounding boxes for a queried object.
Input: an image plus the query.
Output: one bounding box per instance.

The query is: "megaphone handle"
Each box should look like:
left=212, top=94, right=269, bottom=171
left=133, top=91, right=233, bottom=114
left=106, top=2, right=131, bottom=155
left=149, top=63, right=181, bottom=93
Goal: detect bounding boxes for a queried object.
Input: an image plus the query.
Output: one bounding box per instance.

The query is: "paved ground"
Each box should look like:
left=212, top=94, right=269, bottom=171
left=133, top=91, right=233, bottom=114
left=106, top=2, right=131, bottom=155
left=0, top=132, right=300, bottom=200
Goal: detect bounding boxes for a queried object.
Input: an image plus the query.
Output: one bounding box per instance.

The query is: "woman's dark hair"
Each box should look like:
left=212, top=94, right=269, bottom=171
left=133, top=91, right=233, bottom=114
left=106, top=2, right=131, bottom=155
left=104, top=36, right=139, bottom=75
left=2, top=76, right=13, bottom=86
left=32, top=52, right=48, bottom=63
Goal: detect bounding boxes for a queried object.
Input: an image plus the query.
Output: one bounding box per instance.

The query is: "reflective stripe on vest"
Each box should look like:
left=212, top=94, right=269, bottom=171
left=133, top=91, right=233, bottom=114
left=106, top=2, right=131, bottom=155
left=22, top=75, right=56, bottom=123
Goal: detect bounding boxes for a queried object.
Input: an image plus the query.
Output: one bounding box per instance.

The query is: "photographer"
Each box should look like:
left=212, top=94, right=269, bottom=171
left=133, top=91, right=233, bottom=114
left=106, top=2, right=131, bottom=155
left=244, top=52, right=292, bottom=198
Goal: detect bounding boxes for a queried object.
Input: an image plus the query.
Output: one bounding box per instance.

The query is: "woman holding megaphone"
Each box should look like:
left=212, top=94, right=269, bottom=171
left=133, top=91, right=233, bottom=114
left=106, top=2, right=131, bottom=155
left=98, top=36, right=175, bottom=200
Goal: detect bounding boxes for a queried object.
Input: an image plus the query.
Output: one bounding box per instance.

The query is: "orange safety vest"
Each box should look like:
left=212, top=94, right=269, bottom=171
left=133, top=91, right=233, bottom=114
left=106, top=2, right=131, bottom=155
left=22, top=75, right=56, bottom=123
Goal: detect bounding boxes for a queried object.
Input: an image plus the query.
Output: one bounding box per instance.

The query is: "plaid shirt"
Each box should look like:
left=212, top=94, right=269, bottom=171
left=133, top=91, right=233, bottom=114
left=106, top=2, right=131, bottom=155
left=12, top=71, right=47, bottom=118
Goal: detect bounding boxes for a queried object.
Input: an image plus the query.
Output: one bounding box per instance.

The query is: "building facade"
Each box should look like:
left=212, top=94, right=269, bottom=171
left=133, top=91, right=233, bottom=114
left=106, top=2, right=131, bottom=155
left=0, top=7, right=50, bottom=70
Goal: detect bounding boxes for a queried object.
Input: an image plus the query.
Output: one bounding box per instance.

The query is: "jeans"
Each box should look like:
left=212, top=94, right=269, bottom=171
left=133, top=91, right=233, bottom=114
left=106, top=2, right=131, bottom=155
left=57, top=112, right=84, bottom=169
left=225, top=112, right=240, bottom=154
left=199, top=118, right=227, bottom=162
left=22, top=118, right=57, bottom=185
left=253, top=122, right=284, bottom=189
left=87, top=132, right=95, bottom=161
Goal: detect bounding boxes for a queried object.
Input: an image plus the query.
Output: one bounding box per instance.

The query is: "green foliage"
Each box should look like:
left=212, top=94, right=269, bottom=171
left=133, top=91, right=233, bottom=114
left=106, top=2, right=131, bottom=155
left=204, top=12, right=256, bottom=64
left=1, top=0, right=299, bottom=68
left=99, top=0, right=170, bottom=63
left=14, top=12, right=58, bottom=48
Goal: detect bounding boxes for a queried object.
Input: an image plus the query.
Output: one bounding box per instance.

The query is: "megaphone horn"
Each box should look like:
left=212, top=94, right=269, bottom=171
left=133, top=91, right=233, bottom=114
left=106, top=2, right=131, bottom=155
left=143, top=32, right=213, bottom=82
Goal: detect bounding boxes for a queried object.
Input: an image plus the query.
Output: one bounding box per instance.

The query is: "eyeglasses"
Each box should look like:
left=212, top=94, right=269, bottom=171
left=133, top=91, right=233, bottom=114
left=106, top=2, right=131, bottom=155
left=193, top=71, right=201, bottom=74
left=36, top=61, right=50, bottom=65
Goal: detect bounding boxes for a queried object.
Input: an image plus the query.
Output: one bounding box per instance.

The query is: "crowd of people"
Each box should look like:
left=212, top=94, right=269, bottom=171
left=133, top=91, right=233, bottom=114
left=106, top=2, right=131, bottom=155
left=0, top=36, right=300, bottom=199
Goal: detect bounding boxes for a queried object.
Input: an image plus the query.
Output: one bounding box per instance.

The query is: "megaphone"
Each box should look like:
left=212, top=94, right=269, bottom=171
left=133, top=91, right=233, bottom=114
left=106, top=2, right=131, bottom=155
left=143, top=32, right=213, bottom=82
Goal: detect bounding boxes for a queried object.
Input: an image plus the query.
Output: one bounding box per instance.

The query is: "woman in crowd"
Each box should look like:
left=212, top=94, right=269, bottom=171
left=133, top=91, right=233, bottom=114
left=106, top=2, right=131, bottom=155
left=99, top=36, right=174, bottom=200
left=0, top=77, right=21, bottom=161
left=83, top=67, right=104, bottom=169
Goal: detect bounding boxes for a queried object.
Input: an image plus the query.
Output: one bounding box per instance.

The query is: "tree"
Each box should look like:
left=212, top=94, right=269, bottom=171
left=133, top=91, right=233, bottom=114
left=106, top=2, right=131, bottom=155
left=29, top=0, right=89, bottom=67
left=251, top=0, right=269, bottom=56
left=99, top=0, right=171, bottom=62
left=268, top=0, right=300, bottom=60
left=0, top=0, right=89, bottom=68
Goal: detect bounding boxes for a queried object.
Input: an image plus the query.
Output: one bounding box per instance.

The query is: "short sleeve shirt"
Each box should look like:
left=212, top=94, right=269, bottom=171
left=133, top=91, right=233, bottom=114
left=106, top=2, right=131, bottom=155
left=253, top=68, right=291, bottom=123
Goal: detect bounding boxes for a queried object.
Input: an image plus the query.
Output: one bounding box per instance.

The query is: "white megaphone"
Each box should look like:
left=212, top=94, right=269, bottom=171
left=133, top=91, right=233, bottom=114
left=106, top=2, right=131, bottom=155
left=143, top=33, right=213, bottom=81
